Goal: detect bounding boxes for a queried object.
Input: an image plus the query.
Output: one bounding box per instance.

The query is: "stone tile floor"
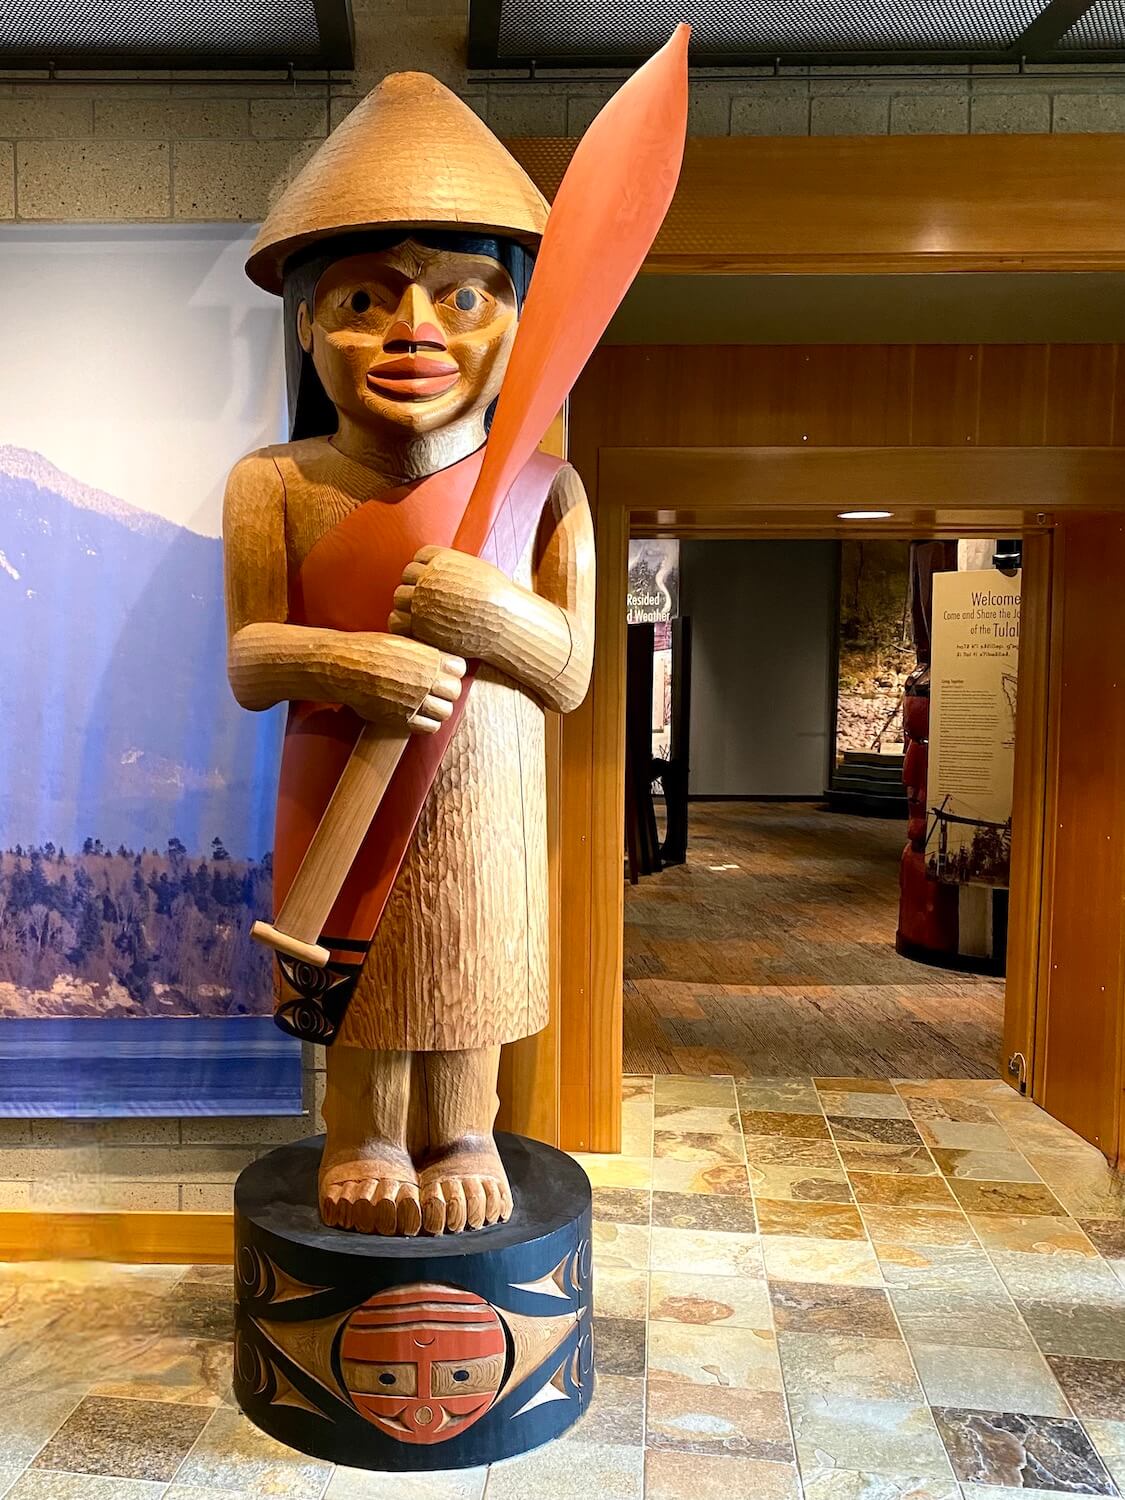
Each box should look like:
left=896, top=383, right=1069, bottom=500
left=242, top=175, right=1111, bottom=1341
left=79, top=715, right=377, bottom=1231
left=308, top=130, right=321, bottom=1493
left=5, top=1074, right=1125, bottom=1498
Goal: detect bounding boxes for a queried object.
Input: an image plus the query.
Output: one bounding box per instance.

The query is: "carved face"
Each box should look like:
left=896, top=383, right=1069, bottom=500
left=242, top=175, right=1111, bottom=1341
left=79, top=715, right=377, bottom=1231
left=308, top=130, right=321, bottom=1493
left=299, top=238, right=518, bottom=440
left=340, top=1284, right=507, bottom=1444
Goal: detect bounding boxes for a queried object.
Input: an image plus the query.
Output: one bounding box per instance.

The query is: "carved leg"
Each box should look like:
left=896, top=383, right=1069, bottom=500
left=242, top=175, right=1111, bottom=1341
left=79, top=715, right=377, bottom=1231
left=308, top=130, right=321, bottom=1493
left=319, top=1047, right=422, bottom=1236
left=414, top=1046, right=513, bottom=1235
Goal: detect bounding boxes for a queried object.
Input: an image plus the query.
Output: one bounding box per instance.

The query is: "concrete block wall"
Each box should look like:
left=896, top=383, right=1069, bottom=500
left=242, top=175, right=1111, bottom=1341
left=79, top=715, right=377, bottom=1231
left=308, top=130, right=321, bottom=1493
left=2, top=0, right=1125, bottom=1211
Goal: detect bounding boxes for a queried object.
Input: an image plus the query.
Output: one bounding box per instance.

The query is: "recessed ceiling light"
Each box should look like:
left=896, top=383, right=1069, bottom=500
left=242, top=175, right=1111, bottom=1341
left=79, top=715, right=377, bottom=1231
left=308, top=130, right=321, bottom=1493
left=838, top=510, right=893, bottom=520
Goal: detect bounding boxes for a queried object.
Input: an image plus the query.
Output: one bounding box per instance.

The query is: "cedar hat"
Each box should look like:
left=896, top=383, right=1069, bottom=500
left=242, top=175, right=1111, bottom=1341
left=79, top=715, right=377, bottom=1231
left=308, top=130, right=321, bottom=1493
left=246, top=72, right=549, bottom=295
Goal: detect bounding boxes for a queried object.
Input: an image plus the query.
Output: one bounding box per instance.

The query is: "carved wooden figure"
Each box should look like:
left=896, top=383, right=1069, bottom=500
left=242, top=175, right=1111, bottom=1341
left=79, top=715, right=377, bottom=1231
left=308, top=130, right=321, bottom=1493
left=226, top=78, right=593, bottom=1238
left=225, top=36, right=689, bottom=1242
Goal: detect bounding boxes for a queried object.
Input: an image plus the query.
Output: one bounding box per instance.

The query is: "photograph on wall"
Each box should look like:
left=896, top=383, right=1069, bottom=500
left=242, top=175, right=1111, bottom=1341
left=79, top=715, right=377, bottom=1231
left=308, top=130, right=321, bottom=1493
left=0, top=225, right=299, bottom=1116
left=627, top=538, right=680, bottom=624
left=925, top=567, right=1021, bottom=887
left=835, top=540, right=912, bottom=754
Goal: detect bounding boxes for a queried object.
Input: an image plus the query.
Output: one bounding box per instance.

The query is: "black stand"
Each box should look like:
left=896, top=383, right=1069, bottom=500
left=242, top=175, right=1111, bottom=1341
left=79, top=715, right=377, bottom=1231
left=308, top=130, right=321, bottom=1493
left=233, top=1132, right=594, bottom=1471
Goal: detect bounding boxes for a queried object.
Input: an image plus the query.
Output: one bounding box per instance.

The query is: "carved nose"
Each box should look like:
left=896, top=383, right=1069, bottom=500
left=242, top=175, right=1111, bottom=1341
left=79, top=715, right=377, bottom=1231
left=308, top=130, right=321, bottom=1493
left=384, top=318, right=447, bottom=352
left=385, top=282, right=447, bottom=352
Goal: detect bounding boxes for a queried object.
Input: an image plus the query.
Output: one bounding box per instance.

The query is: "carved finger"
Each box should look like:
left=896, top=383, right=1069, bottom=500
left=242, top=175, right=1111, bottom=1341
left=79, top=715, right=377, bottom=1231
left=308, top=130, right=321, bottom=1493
left=415, top=544, right=445, bottom=563
left=463, top=1176, right=487, bottom=1231
left=401, top=561, right=427, bottom=585
left=406, top=711, right=442, bottom=735
left=419, top=693, right=453, bottom=724
left=387, top=610, right=412, bottom=635
left=442, top=1178, right=468, bottom=1233
left=421, top=1182, right=447, bottom=1236
left=393, top=583, right=415, bottom=612
left=482, top=1177, right=503, bottom=1224
left=397, top=1182, right=422, bottom=1238
left=432, top=672, right=463, bottom=703
left=440, top=653, right=467, bottom=679
left=372, top=1181, right=399, bottom=1237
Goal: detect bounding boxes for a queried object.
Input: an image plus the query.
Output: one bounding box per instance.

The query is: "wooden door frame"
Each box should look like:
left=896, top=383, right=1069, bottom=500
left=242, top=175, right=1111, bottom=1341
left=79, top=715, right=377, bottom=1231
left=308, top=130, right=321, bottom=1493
left=560, top=443, right=1125, bottom=1151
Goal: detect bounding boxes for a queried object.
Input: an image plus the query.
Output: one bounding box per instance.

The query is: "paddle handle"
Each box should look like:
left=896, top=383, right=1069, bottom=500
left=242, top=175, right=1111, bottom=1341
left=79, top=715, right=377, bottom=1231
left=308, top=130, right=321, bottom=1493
left=250, top=720, right=409, bottom=967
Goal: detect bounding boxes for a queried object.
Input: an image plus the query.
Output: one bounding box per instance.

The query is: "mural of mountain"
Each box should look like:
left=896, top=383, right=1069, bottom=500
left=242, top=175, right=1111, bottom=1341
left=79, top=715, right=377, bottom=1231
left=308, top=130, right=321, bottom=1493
left=0, top=445, right=282, bottom=859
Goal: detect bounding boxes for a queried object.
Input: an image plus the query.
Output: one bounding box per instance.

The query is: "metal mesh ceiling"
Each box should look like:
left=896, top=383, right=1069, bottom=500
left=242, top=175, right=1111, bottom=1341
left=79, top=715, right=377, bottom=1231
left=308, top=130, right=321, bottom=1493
left=1057, top=0, right=1125, bottom=48
left=0, top=0, right=343, bottom=64
left=495, top=0, right=1048, bottom=58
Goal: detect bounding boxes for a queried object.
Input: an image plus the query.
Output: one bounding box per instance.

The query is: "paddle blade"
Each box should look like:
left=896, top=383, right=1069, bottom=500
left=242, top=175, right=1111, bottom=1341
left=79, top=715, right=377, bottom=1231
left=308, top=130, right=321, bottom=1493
left=455, top=22, right=690, bottom=552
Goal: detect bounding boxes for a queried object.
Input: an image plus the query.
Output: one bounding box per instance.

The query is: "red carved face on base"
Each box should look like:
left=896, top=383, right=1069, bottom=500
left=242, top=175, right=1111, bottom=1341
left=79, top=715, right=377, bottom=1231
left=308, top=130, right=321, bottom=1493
left=340, top=1284, right=507, bottom=1444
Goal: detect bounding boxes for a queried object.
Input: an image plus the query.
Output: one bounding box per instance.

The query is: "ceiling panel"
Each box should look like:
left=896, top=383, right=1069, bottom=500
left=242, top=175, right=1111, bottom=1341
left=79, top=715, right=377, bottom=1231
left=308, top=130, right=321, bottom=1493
left=0, top=0, right=353, bottom=69
left=472, top=0, right=1120, bottom=66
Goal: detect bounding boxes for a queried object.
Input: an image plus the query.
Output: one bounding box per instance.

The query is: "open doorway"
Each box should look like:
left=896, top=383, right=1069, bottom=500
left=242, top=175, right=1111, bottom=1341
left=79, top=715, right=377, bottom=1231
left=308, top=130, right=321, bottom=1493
left=622, top=533, right=1016, bottom=1081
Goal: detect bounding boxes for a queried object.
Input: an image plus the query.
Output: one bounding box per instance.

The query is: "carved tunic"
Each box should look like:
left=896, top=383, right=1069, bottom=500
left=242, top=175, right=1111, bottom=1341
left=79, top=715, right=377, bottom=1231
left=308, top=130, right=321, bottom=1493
left=270, top=437, right=559, bottom=1052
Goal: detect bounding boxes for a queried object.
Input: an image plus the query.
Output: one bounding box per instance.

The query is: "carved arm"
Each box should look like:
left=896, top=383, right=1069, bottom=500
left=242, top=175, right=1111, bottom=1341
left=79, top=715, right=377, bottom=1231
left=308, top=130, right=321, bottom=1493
left=389, top=464, right=596, bottom=714
left=223, top=450, right=464, bottom=734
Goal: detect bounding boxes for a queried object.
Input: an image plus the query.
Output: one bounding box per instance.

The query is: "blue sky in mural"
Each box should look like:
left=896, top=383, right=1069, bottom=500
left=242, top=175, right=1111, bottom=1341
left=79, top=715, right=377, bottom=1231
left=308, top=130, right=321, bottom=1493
left=0, top=226, right=300, bottom=1116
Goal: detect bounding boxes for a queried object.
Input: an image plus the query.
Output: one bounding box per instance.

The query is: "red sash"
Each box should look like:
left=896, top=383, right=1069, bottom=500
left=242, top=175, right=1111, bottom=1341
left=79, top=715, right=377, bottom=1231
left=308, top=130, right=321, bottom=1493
left=274, top=444, right=562, bottom=953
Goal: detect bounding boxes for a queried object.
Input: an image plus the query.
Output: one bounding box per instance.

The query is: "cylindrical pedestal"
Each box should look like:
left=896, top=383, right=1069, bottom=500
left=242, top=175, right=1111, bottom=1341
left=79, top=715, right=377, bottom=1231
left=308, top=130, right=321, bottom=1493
left=233, top=1132, right=593, bottom=1471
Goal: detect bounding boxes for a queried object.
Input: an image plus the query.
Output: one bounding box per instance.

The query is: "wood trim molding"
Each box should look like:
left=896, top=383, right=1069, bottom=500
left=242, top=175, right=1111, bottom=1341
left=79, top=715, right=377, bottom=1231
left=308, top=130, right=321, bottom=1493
left=510, top=135, right=1125, bottom=276
left=0, top=1211, right=233, bottom=1264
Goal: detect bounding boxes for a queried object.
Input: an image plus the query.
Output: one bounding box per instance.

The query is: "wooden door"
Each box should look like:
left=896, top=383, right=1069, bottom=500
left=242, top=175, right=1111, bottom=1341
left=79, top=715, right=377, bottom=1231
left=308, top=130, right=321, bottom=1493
left=1033, top=516, right=1125, bottom=1159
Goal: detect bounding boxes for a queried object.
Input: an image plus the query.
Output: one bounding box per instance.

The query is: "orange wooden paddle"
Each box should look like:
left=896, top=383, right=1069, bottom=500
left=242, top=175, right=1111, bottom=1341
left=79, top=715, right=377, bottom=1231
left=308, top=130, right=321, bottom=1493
left=252, top=24, right=690, bottom=969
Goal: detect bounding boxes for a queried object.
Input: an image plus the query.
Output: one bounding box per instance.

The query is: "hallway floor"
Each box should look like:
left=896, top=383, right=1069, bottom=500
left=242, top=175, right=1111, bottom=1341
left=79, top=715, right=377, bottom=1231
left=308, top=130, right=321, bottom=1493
left=3, top=1075, right=1125, bottom=1498
left=625, top=802, right=1004, bottom=1079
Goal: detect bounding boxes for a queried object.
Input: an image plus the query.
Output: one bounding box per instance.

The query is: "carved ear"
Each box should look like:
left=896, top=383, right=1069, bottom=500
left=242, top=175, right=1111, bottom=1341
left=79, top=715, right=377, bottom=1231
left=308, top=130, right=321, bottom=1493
left=296, top=300, right=314, bottom=354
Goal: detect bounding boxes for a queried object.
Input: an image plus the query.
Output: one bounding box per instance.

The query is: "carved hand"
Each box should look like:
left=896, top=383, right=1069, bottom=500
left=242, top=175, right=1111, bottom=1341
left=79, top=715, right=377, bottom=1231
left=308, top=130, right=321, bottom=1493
left=389, top=546, right=519, bottom=662
left=359, top=633, right=467, bottom=735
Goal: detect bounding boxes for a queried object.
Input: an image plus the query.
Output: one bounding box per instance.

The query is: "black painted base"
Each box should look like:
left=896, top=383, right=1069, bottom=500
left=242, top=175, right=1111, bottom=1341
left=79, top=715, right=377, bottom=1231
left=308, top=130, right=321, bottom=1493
left=233, top=1132, right=594, bottom=1471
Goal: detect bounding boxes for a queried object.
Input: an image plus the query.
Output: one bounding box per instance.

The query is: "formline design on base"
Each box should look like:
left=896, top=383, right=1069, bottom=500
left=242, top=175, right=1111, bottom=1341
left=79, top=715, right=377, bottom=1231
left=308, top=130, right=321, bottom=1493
left=233, top=1133, right=593, bottom=1470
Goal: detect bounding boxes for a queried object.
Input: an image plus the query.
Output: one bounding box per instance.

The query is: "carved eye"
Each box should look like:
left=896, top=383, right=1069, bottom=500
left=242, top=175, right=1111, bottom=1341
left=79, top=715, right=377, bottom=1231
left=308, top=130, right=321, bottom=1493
left=443, top=285, right=489, bottom=314
left=453, top=1369, right=470, bottom=1383
left=378, top=1372, right=396, bottom=1386
left=350, top=290, right=372, bottom=313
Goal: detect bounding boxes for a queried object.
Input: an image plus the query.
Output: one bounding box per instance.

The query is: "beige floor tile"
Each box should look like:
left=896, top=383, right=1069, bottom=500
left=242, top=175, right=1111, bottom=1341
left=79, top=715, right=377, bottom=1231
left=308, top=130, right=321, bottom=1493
left=788, top=1393, right=953, bottom=1480
left=486, top=1437, right=643, bottom=1498
left=737, top=1079, right=824, bottom=1116
left=990, top=1249, right=1124, bottom=1302
left=651, top=1158, right=752, bottom=1196
left=820, top=1093, right=912, bottom=1121
left=169, top=1407, right=330, bottom=1497
left=649, top=1270, right=772, bottom=1329
left=873, top=1243, right=1005, bottom=1295
left=5, top=1476, right=167, bottom=1499
left=968, top=1213, right=1098, bottom=1256
left=649, top=1226, right=764, bottom=1278
left=778, top=1331, right=922, bottom=1402
left=569, top=1154, right=652, bottom=1189
left=756, top=1200, right=867, bottom=1240
left=761, top=1236, right=884, bottom=1287
left=648, top=1323, right=783, bottom=1391
left=889, top=1289, right=1035, bottom=1352
left=911, top=1341, right=1069, bottom=1414
left=928, top=1149, right=1040, bottom=1182
left=89, top=1336, right=231, bottom=1407
left=859, top=1206, right=977, bottom=1247
left=1083, top=1417, right=1125, bottom=1489
left=592, top=1220, right=650, bottom=1271
left=646, top=1380, right=793, bottom=1462
left=644, top=1449, right=801, bottom=1500
left=594, top=1267, right=648, bottom=1320
left=653, top=1077, right=737, bottom=1109
left=323, top=1467, right=487, bottom=1499
left=836, top=1145, right=938, bottom=1178
left=802, top=1472, right=958, bottom=1500
left=748, top=1160, right=855, bottom=1203
left=916, top=1121, right=1012, bottom=1152
left=651, top=1103, right=741, bottom=1134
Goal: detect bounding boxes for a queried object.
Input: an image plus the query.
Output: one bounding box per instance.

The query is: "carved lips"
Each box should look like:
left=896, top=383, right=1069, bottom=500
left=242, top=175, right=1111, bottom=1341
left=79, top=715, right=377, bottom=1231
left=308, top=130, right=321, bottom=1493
left=366, top=354, right=460, bottom=400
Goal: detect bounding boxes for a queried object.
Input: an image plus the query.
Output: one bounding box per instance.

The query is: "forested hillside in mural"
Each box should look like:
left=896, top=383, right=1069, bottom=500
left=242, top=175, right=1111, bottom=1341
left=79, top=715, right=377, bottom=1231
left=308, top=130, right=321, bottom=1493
left=0, top=842, right=272, bottom=1019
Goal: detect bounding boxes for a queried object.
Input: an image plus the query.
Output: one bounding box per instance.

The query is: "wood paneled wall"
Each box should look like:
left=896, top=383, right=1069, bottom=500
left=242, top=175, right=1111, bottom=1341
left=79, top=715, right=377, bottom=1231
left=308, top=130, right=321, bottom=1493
left=1036, top=518, right=1125, bottom=1159
left=571, top=345, right=1125, bottom=454
left=559, top=342, right=1125, bottom=1154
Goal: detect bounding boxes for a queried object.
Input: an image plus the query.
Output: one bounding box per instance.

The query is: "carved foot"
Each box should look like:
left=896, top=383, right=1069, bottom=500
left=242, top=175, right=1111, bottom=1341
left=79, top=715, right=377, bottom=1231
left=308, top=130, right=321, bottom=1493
left=319, top=1151, right=422, bottom=1236
left=418, top=1139, right=514, bottom=1235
